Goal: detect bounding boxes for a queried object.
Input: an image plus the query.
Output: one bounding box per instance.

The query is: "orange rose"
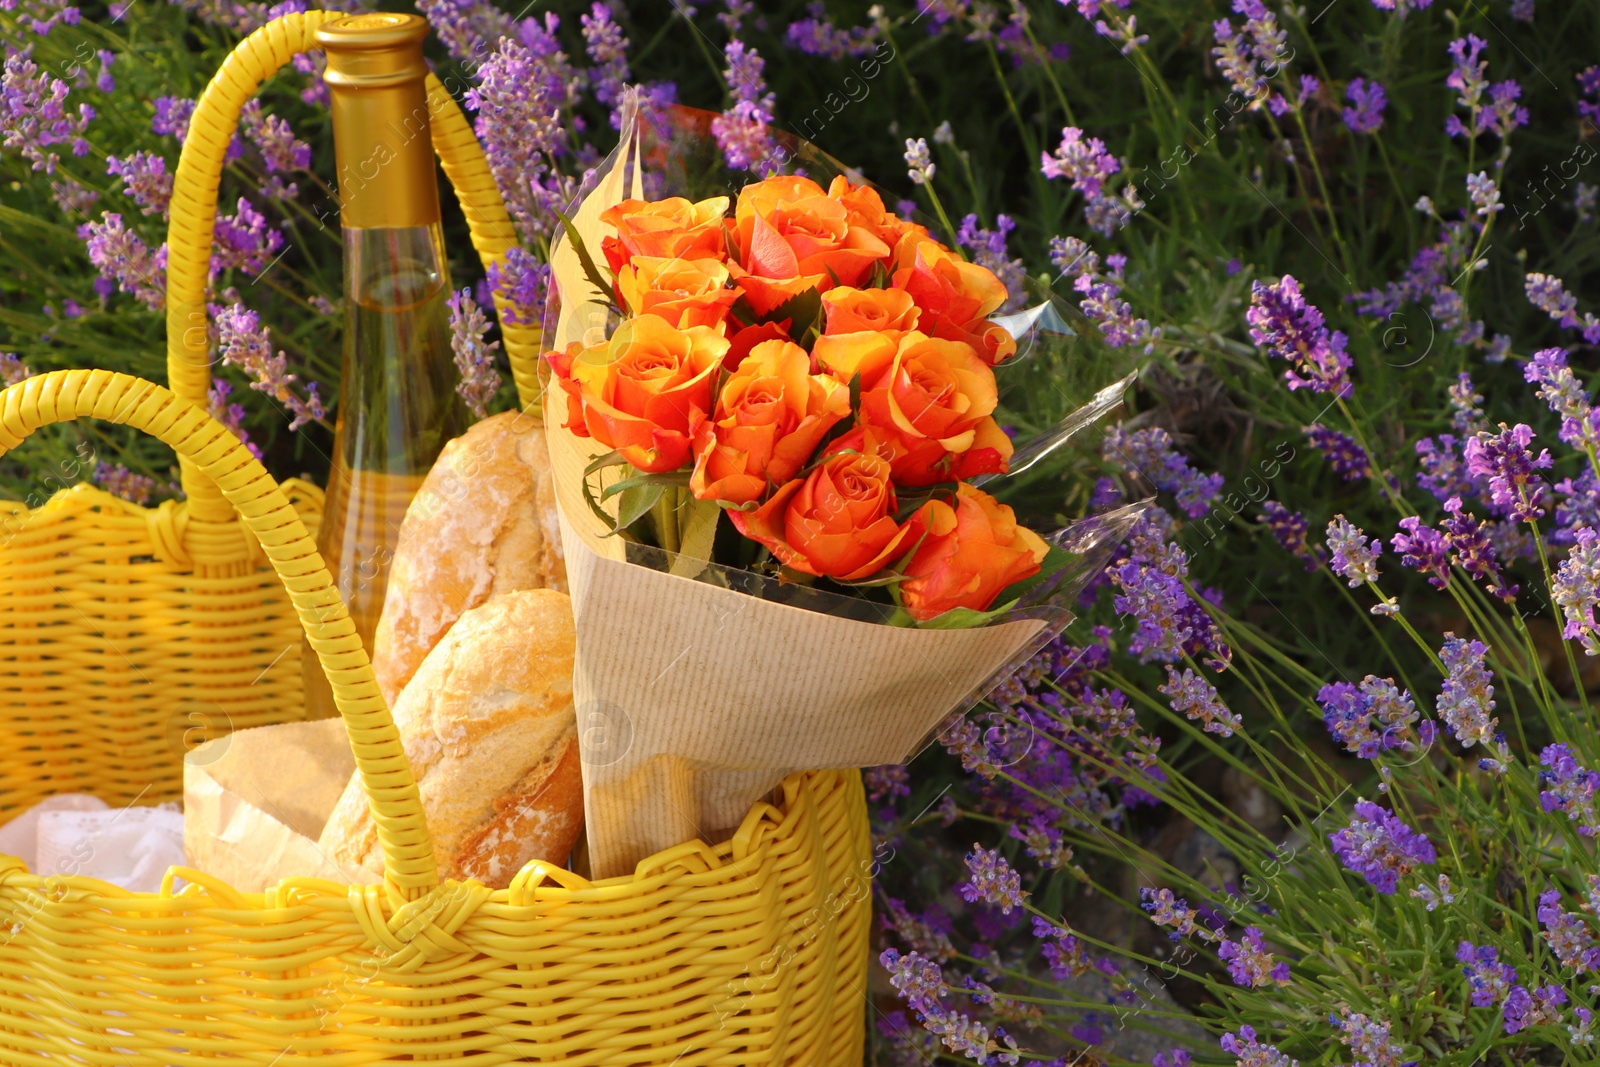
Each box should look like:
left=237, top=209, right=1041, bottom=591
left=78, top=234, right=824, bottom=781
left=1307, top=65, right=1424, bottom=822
left=821, top=286, right=920, bottom=334
left=561, top=317, right=729, bottom=473
left=599, top=196, right=730, bottom=273
left=689, top=339, right=850, bottom=505
left=900, top=483, right=1048, bottom=621
left=843, top=418, right=1014, bottom=487
left=616, top=253, right=738, bottom=330
left=813, top=330, right=899, bottom=386
left=729, top=176, right=891, bottom=315
left=730, top=450, right=925, bottom=580
left=853, top=332, right=1012, bottom=485
left=826, top=176, right=926, bottom=261
left=893, top=240, right=1018, bottom=365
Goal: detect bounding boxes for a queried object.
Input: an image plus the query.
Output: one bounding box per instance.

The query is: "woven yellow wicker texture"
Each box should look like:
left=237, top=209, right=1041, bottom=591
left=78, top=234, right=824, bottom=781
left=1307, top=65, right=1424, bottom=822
left=0, top=12, right=871, bottom=1063
left=0, top=10, right=544, bottom=817
left=0, top=369, right=871, bottom=1064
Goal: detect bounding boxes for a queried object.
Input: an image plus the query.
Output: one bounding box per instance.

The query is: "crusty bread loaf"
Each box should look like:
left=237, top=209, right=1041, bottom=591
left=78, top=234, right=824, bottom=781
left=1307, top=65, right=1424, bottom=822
left=320, top=589, right=583, bottom=888
left=372, top=410, right=567, bottom=708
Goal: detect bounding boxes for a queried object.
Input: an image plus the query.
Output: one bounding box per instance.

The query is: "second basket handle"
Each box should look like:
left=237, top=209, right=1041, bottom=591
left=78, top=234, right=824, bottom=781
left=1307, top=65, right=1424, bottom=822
left=0, top=369, right=440, bottom=902
left=165, top=10, right=544, bottom=550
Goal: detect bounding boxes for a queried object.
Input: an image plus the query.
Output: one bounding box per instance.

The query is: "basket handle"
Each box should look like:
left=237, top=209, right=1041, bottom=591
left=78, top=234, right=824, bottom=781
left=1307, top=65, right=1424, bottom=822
left=0, top=369, right=440, bottom=904
left=165, top=10, right=544, bottom=552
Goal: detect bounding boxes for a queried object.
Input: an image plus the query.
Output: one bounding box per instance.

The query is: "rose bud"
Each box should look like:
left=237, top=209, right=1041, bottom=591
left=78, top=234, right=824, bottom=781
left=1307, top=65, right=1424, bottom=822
left=563, top=317, right=729, bottom=473
left=900, top=483, right=1048, bottom=621
left=690, top=339, right=850, bottom=506
left=730, top=450, right=925, bottom=581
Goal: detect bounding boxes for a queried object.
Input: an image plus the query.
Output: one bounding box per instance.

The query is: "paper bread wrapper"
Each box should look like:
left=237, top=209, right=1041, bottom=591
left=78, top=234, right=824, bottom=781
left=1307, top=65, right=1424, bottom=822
left=184, top=718, right=375, bottom=891
left=544, top=97, right=1048, bottom=878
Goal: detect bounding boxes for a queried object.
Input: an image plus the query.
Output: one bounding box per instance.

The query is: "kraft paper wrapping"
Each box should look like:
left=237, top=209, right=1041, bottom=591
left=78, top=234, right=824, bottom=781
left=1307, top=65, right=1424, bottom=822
left=183, top=717, right=373, bottom=891
left=543, top=98, right=1049, bottom=878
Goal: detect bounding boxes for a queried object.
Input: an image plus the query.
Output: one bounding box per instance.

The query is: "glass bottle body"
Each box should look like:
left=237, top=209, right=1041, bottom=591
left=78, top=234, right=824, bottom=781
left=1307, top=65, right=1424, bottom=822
left=302, top=224, right=470, bottom=718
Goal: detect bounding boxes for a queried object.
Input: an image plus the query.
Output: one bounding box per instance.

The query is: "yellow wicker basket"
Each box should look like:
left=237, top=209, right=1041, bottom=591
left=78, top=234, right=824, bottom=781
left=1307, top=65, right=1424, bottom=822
left=0, top=12, right=870, bottom=1064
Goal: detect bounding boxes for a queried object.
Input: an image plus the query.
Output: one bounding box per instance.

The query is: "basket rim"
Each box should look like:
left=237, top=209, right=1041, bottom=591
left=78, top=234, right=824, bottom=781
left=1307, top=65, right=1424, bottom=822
left=0, top=769, right=854, bottom=916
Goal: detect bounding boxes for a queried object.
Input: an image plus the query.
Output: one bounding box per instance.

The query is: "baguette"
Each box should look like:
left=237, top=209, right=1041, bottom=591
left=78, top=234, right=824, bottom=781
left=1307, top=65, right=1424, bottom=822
left=371, top=410, right=566, bottom=708
left=321, top=589, right=582, bottom=888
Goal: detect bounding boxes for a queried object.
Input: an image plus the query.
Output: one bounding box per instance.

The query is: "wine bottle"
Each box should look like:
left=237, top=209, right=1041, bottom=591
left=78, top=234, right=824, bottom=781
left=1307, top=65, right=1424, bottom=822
left=304, top=13, right=471, bottom=718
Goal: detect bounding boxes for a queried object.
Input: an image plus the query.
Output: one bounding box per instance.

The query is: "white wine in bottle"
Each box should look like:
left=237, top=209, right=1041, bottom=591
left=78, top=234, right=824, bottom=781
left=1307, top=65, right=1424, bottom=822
left=304, top=13, right=471, bottom=718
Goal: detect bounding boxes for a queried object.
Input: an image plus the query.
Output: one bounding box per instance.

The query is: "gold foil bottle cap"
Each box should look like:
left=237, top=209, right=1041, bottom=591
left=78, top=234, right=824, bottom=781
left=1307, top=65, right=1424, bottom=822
left=318, top=12, right=441, bottom=230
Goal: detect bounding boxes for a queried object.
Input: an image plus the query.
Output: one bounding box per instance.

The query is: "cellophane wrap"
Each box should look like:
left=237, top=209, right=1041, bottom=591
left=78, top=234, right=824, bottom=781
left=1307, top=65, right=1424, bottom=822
left=544, top=94, right=1139, bottom=878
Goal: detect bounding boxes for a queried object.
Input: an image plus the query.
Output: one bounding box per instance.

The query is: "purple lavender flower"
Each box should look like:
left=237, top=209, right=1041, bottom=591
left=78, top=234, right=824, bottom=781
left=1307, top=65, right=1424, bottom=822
left=1575, top=1006, right=1597, bottom=1047
left=1319, top=676, right=1429, bottom=758
left=1537, top=889, right=1600, bottom=972
left=1464, top=423, right=1551, bottom=522
left=786, top=5, right=878, bottom=59
left=1102, top=424, right=1223, bottom=517
left=2, top=52, right=94, bottom=175
left=1554, top=471, right=1600, bottom=545
left=1342, top=78, right=1386, bottom=133
left=1247, top=275, right=1353, bottom=398
left=1503, top=984, right=1566, bottom=1034
left=239, top=99, right=310, bottom=176
left=1411, top=873, right=1456, bottom=910
left=1391, top=517, right=1451, bottom=589
left=864, top=765, right=910, bottom=805
left=92, top=462, right=156, bottom=505
left=1330, top=1010, right=1410, bottom=1067
left=1526, top=273, right=1600, bottom=344
left=487, top=246, right=548, bottom=328
left=1441, top=497, right=1517, bottom=601
left=880, top=948, right=1021, bottom=1063
left=1458, top=941, right=1516, bottom=1007
left=464, top=35, right=571, bottom=245
left=1448, top=373, right=1487, bottom=435
left=1330, top=800, right=1436, bottom=894
left=206, top=378, right=261, bottom=460
left=581, top=2, right=630, bottom=129
left=1064, top=258, right=1158, bottom=352
left=1525, top=346, right=1600, bottom=451
left=1327, top=516, right=1382, bottom=587
left=211, top=197, right=284, bottom=276
left=105, top=152, right=172, bottom=219
left=1140, top=887, right=1220, bottom=942
left=1041, top=126, right=1120, bottom=198
left=1153, top=1052, right=1192, bottom=1067
left=1302, top=424, right=1370, bottom=481
left=150, top=95, right=194, bottom=141
left=958, top=846, right=1027, bottom=914
left=1539, top=743, right=1600, bottom=835
left=1259, top=502, right=1326, bottom=570
left=215, top=302, right=326, bottom=431
left=1437, top=633, right=1498, bottom=747
left=956, top=214, right=1025, bottom=312
left=1160, top=666, right=1242, bottom=737
left=1220, top=1026, right=1298, bottom=1067
left=1217, top=926, right=1290, bottom=987
left=712, top=40, right=777, bottom=173
left=446, top=288, right=502, bottom=419
left=1445, top=35, right=1527, bottom=139
left=79, top=212, right=165, bottom=311
left=1555, top=527, right=1600, bottom=656
left=1211, top=19, right=1268, bottom=107
left=1032, top=914, right=1098, bottom=979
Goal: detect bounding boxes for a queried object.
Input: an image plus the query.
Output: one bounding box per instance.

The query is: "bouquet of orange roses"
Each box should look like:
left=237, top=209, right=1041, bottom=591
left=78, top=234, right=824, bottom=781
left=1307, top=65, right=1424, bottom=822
left=539, top=97, right=1138, bottom=877
left=547, top=168, right=1055, bottom=624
